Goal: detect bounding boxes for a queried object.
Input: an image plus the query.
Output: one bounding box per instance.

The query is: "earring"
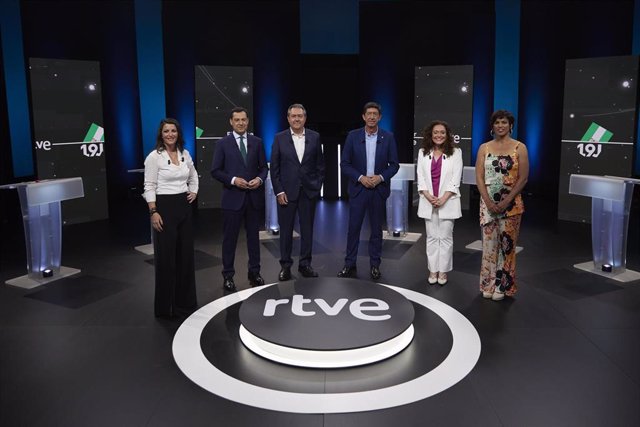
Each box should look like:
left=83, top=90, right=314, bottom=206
left=490, top=129, right=495, bottom=137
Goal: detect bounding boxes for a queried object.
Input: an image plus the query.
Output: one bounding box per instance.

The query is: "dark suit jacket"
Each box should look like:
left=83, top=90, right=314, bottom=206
left=270, top=128, right=325, bottom=201
left=210, top=133, right=268, bottom=211
left=340, top=127, right=399, bottom=199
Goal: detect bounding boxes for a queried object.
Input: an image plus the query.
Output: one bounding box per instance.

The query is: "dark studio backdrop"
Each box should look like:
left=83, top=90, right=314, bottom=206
left=518, top=0, right=635, bottom=203
left=0, top=0, right=638, bottom=229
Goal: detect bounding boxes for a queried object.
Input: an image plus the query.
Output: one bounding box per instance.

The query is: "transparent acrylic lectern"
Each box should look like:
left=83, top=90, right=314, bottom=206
left=127, top=168, right=154, bottom=255
left=260, top=171, right=280, bottom=241
left=0, top=177, right=84, bottom=288
left=569, top=174, right=640, bottom=282
left=384, top=163, right=421, bottom=242
left=259, top=169, right=298, bottom=241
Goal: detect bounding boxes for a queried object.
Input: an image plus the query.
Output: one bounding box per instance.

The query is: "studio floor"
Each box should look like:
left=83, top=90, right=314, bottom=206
left=0, top=196, right=639, bottom=427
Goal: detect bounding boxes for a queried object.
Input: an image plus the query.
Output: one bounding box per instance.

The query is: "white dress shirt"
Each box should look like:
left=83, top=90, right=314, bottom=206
left=291, top=128, right=306, bottom=163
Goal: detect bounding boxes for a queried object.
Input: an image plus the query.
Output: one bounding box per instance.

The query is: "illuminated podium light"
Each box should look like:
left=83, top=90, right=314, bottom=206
left=0, top=178, right=84, bottom=288
left=240, top=324, right=414, bottom=369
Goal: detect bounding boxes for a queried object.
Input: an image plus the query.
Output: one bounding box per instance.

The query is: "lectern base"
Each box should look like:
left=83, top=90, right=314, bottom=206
left=573, top=261, right=640, bottom=283
left=383, top=232, right=422, bottom=242
left=259, top=230, right=299, bottom=242
left=6, top=266, right=81, bottom=289
left=465, top=239, right=524, bottom=254
left=134, top=243, right=154, bottom=255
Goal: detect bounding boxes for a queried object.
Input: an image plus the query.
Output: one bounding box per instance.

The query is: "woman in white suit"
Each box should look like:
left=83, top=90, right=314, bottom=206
left=417, top=120, right=463, bottom=285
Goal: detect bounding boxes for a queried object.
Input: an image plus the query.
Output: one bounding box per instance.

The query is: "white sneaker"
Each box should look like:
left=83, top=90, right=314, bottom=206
left=491, top=290, right=505, bottom=301
left=482, top=291, right=493, bottom=299
left=437, top=273, right=448, bottom=285
left=428, top=273, right=438, bottom=285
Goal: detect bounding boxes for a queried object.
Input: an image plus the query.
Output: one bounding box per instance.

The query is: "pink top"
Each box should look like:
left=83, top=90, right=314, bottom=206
left=431, top=154, right=442, bottom=197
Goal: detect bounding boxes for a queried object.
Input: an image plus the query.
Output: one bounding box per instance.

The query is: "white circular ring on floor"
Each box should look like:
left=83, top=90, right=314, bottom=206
left=172, top=283, right=482, bottom=414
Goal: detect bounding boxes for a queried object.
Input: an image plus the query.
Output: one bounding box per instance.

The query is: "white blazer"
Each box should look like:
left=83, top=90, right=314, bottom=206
left=416, top=147, right=463, bottom=220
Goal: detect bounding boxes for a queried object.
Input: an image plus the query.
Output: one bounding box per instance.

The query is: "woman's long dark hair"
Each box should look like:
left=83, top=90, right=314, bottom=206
left=154, top=118, right=185, bottom=152
left=420, top=120, right=454, bottom=157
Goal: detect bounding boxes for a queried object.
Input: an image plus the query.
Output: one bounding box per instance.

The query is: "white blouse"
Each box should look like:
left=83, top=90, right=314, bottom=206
left=143, top=149, right=199, bottom=202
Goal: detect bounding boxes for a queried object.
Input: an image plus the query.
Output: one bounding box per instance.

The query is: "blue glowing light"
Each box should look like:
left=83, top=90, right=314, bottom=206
left=255, top=72, right=281, bottom=160
left=471, top=79, right=490, bottom=160
left=520, top=88, right=542, bottom=181
left=111, top=77, right=138, bottom=170
left=371, top=80, right=394, bottom=133
left=1, top=0, right=34, bottom=177
left=135, top=0, right=167, bottom=157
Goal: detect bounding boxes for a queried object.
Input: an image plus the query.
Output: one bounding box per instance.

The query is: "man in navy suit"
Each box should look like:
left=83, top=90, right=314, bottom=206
left=211, top=107, right=268, bottom=291
left=270, top=104, right=325, bottom=281
left=338, top=102, right=399, bottom=280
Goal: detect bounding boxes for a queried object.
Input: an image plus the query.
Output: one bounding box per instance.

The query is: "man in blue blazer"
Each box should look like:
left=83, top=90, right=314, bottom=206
left=270, top=104, right=325, bottom=281
left=211, top=107, right=268, bottom=291
left=338, top=102, right=399, bottom=280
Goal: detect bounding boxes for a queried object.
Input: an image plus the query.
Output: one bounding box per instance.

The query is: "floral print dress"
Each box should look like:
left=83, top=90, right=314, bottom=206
left=479, top=143, right=525, bottom=296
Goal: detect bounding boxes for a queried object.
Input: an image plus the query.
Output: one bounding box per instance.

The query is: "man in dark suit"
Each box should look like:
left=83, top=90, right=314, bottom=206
left=211, top=107, right=268, bottom=291
left=270, top=104, right=325, bottom=281
left=338, top=102, right=399, bottom=280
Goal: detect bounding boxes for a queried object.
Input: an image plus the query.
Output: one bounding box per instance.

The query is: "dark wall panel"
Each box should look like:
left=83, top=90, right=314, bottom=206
left=359, top=1, right=495, bottom=164
left=519, top=0, right=634, bottom=199
left=162, top=0, right=300, bottom=162
left=21, top=0, right=142, bottom=216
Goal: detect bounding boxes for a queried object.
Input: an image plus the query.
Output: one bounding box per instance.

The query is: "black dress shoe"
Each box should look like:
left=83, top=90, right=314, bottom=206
left=279, top=267, right=291, bottom=281
left=370, top=266, right=381, bottom=280
left=223, top=277, right=236, bottom=291
left=337, top=266, right=357, bottom=278
left=298, top=265, right=318, bottom=278
left=248, top=272, right=265, bottom=287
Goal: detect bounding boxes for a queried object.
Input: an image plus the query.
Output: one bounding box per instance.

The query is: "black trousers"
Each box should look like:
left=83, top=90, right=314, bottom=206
left=277, top=190, right=317, bottom=268
left=153, top=193, right=197, bottom=317
left=221, top=196, right=261, bottom=278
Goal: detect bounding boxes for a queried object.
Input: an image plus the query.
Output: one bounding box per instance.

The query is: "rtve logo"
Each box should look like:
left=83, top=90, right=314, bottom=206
left=262, top=295, right=391, bottom=321
left=240, top=278, right=414, bottom=352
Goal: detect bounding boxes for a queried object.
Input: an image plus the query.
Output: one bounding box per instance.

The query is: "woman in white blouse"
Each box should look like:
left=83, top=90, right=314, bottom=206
left=416, top=120, right=463, bottom=285
left=144, top=118, right=199, bottom=318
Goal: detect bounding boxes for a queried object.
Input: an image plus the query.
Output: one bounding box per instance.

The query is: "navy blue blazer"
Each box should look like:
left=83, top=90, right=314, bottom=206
left=210, top=133, right=268, bottom=211
left=270, top=128, right=325, bottom=201
left=340, top=127, right=399, bottom=199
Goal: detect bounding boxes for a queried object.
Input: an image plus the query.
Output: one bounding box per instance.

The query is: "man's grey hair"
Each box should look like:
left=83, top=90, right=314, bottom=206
left=287, top=103, right=307, bottom=116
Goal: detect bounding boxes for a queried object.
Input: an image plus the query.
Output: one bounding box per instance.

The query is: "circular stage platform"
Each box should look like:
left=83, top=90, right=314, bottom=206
left=238, top=278, right=415, bottom=368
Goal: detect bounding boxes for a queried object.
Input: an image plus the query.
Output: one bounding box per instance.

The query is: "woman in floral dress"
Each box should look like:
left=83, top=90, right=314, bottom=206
left=475, top=110, right=529, bottom=301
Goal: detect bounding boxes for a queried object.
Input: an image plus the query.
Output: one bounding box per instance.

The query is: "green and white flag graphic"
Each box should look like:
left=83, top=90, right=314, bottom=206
left=196, top=126, right=204, bottom=139
left=581, top=122, right=612, bottom=143
left=83, top=123, right=104, bottom=142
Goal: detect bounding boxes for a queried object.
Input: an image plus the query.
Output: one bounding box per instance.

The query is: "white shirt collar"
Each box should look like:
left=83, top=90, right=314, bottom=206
left=365, top=127, right=378, bottom=137
left=290, top=128, right=305, bottom=137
